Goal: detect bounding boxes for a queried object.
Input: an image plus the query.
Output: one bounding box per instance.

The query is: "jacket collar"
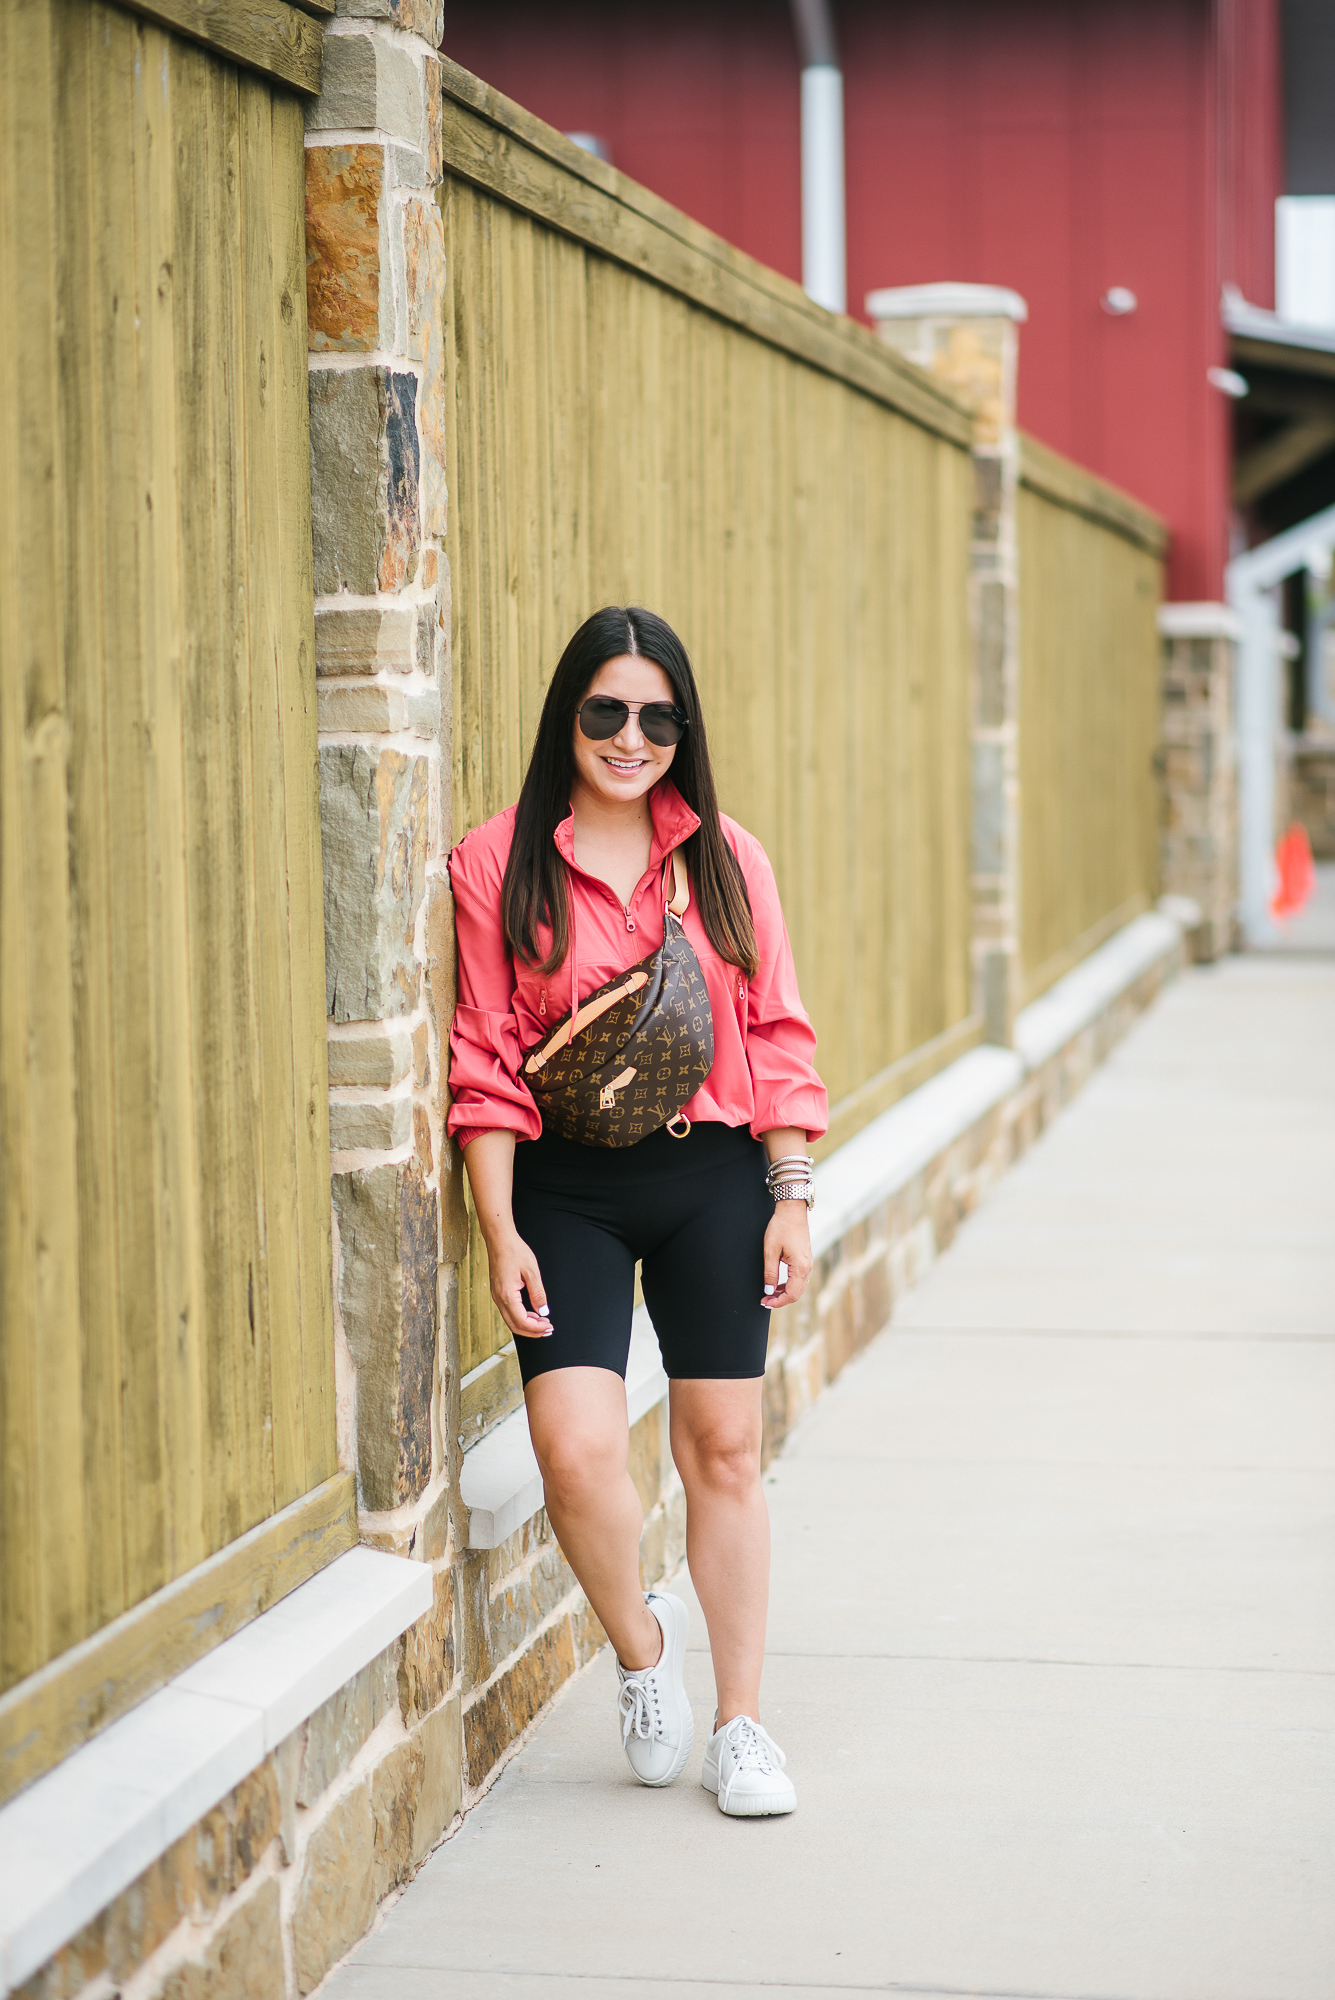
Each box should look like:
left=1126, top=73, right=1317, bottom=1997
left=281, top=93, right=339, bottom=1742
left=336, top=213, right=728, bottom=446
left=553, top=778, right=701, bottom=873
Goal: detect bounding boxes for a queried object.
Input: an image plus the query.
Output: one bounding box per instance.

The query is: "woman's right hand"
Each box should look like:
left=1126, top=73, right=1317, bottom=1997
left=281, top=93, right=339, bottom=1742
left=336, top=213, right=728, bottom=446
left=461, top=1131, right=553, bottom=1340
left=486, top=1228, right=554, bottom=1340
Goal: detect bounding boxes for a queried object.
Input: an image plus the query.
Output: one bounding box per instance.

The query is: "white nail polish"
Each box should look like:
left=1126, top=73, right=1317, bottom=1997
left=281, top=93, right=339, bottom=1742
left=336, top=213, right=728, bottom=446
left=763, top=1284, right=775, bottom=1295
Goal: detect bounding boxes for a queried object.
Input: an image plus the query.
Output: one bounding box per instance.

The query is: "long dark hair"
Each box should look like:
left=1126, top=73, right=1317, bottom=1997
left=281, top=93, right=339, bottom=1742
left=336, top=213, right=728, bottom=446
left=501, top=606, right=759, bottom=979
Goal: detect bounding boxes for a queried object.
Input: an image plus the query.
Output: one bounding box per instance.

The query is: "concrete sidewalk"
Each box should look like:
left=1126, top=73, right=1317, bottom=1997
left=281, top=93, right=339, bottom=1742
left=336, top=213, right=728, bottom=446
left=327, top=956, right=1335, bottom=2000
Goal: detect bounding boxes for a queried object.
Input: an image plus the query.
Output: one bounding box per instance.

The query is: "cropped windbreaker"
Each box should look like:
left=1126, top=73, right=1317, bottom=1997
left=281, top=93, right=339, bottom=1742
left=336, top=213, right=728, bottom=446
left=446, top=780, right=828, bottom=1150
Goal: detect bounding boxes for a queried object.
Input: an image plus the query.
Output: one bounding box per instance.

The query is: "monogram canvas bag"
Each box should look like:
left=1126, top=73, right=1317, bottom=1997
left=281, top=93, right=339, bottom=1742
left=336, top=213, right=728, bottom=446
left=521, top=850, right=714, bottom=1147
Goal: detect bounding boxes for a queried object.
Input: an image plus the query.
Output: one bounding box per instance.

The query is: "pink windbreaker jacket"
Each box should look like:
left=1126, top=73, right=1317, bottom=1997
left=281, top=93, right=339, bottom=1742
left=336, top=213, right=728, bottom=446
left=446, top=780, right=828, bottom=1149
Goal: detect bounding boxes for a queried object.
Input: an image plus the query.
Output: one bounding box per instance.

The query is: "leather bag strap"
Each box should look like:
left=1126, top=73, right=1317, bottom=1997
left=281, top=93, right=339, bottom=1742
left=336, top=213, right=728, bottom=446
left=667, top=847, right=690, bottom=918
left=524, top=968, right=650, bottom=1074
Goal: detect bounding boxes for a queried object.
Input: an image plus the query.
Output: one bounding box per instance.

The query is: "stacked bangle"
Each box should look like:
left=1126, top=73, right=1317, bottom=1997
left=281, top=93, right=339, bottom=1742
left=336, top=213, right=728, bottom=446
left=764, top=1152, right=815, bottom=1209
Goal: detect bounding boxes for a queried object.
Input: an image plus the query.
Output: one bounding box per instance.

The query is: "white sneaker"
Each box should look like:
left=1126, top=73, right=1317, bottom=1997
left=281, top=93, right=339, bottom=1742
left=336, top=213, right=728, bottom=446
left=702, top=1713, right=796, bottom=1816
left=615, top=1592, right=694, bottom=1786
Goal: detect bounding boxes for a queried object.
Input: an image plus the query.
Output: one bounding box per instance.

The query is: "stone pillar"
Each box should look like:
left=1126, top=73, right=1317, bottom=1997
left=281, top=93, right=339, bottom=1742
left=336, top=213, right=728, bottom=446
left=1157, top=603, right=1240, bottom=961
left=306, top=0, right=457, bottom=1523
left=303, top=0, right=466, bottom=1881
left=1292, top=742, right=1335, bottom=858
left=867, top=283, right=1028, bottom=1045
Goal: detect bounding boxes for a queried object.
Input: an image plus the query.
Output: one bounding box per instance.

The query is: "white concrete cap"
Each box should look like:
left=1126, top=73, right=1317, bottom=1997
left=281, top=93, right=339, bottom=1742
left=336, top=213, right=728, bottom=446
left=1157, top=601, right=1243, bottom=641
left=810, top=1045, right=1023, bottom=1261
left=1013, top=912, right=1181, bottom=1072
left=172, top=1545, right=433, bottom=1750
left=866, top=282, right=1029, bottom=322
left=1158, top=893, right=1204, bottom=933
left=0, top=1547, right=431, bottom=1997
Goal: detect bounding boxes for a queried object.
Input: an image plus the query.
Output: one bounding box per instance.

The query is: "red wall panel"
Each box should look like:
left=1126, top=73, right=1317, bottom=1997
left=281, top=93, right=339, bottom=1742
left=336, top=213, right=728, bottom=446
left=441, top=0, right=1282, bottom=599
left=443, top=0, right=803, bottom=283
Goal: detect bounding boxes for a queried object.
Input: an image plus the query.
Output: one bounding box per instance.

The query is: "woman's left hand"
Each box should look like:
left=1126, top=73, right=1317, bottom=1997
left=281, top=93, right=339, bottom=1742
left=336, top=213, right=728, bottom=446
left=762, top=1200, right=813, bottom=1309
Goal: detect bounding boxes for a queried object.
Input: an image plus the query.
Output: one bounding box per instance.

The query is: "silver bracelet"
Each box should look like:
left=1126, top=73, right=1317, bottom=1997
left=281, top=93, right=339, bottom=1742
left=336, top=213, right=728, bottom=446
left=772, top=1184, right=815, bottom=1210
left=765, top=1154, right=815, bottom=1209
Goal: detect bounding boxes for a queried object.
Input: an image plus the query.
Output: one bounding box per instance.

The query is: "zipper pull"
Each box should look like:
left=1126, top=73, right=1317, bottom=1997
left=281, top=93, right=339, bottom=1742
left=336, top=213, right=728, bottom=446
left=624, top=906, right=636, bottom=933
left=538, top=988, right=547, bottom=1017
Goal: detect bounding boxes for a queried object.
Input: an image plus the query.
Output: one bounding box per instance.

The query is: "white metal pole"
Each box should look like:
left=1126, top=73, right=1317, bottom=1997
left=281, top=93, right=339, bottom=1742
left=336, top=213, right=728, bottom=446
left=800, top=62, right=846, bottom=314
left=1234, top=580, right=1281, bottom=947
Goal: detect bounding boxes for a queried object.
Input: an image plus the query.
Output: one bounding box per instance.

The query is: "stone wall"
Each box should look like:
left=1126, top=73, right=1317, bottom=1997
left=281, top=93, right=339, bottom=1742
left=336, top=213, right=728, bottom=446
left=306, top=0, right=458, bottom=1544
left=18, top=1641, right=461, bottom=2000
left=1291, top=740, right=1335, bottom=858
left=1158, top=606, right=1240, bottom=961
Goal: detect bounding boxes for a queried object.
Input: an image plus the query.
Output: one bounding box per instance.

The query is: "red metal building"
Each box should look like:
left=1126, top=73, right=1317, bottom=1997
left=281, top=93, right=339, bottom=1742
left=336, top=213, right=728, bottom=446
left=441, top=0, right=1300, bottom=603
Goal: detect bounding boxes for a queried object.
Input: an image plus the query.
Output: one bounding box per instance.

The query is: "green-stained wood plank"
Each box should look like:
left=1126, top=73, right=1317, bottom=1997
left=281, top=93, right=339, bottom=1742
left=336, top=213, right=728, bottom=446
left=271, top=86, right=337, bottom=1485
left=108, top=0, right=322, bottom=97
left=440, top=177, right=498, bottom=1381
left=538, top=231, right=583, bottom=717
left=496, top=208, right=528, bottom=809
left=240, top=74, right=304, bottom=1512
left=92, top=0, right=167, bottom=1611
left=459, top=177, right=512, bottom=1378
left=16, top=0, right=89, bottom=1673
left=440, top=181, right=467, bottom=854
left=172, top=36, right=237, bottom=1563
left=212, top=59, right=275, bottom=1542
left=0, top=0, right=43, bottom=1693
left=61, top=0, right=129, bottom=1640
left=134, top=12, right=208, bottom=1585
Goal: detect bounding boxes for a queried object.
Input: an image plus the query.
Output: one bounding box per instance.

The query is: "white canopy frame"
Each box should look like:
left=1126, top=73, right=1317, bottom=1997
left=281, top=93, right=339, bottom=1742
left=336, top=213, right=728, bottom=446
left=1226, top=502, right=1335, bottom=945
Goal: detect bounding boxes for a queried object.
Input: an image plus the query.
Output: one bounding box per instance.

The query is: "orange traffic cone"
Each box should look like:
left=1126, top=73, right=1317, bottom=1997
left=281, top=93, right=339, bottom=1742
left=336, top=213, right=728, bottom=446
left=1270, top=822, right=1316, bottom=920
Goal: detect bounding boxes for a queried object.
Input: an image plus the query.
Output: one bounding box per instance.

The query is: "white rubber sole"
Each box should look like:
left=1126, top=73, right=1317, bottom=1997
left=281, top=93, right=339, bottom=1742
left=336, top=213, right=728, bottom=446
left=720, top=1791, right=797, bottom=1817
left=631, top=1592, right=694, bottom=1787
left=703, top=1744, right=799, bottom=1824
left=701, top=1763, right=797, bottom=1816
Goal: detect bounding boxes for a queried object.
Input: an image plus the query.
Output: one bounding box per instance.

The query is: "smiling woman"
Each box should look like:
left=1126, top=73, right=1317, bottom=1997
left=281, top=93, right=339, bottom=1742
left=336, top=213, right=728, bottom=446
left=496, top=608, right=762, bottom=984
left=447, top=604, right=826, bottom=1816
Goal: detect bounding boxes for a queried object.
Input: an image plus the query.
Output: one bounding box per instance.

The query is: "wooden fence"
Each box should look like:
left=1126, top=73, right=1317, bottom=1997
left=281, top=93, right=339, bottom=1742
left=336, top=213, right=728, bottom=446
left=1017, top=437, right=1168, bottom=1002
left=0, top=0, right=346, bottom=1804
left=438, top=66, right=978, bottom=1421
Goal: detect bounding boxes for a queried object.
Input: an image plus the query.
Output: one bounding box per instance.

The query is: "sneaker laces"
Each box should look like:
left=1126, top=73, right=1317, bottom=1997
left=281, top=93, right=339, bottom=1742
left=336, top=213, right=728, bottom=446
left=717, top=1716, right=786, bottom=1809
left=617, top=1669, right=663, bottom=1744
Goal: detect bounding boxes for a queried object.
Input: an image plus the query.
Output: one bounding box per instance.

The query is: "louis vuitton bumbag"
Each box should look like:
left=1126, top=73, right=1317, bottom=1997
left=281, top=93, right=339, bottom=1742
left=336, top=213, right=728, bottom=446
left=520, top=849, right=714, bottom=1147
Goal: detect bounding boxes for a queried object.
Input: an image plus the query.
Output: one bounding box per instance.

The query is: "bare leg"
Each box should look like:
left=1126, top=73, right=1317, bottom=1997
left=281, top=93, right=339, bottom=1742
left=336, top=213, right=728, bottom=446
left=669, top=1377, right=769, bottom=1725
left=524, top=1366, right=661, bottom=1671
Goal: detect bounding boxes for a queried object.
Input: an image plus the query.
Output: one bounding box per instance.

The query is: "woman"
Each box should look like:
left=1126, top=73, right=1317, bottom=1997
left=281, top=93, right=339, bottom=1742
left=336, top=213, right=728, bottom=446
left=447, top=606, right=826, bottom=1817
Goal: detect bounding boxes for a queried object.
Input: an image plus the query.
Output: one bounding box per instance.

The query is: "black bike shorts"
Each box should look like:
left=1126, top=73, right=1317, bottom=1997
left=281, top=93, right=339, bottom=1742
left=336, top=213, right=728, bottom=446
left=509, top=1119, right=773, bottom=1385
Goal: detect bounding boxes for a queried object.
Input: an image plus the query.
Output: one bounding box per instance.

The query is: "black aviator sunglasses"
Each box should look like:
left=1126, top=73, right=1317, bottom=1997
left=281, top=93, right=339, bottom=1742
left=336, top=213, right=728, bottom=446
left=577, top=695, right=690, bottom=747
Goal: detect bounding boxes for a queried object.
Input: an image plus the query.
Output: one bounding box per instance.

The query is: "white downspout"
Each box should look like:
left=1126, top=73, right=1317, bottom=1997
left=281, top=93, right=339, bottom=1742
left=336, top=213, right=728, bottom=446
left=790, top=0, right=846, bottom=314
